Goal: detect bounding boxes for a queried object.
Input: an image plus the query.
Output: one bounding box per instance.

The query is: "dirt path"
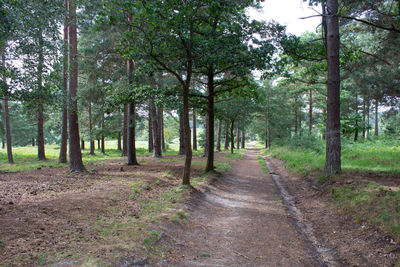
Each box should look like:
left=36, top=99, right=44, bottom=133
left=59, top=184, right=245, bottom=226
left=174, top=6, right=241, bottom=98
left=166, top=149, right=321, bottom=266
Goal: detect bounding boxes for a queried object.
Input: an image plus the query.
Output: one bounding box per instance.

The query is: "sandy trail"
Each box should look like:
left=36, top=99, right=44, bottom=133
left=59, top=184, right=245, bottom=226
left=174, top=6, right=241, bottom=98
left=167, top=149, right=320, bottom=266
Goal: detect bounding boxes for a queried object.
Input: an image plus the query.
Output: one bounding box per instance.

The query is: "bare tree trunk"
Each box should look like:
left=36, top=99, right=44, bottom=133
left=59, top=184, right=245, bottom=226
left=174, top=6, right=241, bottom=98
left=81, top=139, right=85, bottom=150
left=122, top=105, right=128, bottom=156
left=117, top=132, right=121, bottom=151
left=2, top=138, right=5, bottom=149
left=2, top=46, right=13, bottom=164
left=150, top=100, right=162, bottom=158
left=241, top=131, right=245, bottom=149
left=148, top=107, right=153, bottom=153
left=59, top=0, right=69, bottom=163
left=37, top=29, right=46, bottom=160
left=366, top=98, right=370, bottom=138
left=324, top=0, right=341, bottom=176
left=374, top=98, right=379, bottom=136
left=179, top=111, right=185, bottom=155
left=309, top=88, right=313, bottom=135
left=101, top=111, right=105, bottom=154
left=294, top=97, right=298, bottom=135
left=230, top=120, right=234, bottom=154
left=192, top=110, right=197, bottom=150
left=354, top=95, right=358, bottom=142
left=89, top=103, right=95, bottom=155
left=224, top=121, right=229, bottom=150
left=236, top=123, right=240, bottom=150
left=216, top=120, right=221, bottom=152
left=32, top=138, right=35, bottom=147
left=182, top=84, right=192, bottom=185
left=160, top=106, right=165, bottom=151
left=127, top=59, right=138, bottom=165
left=203, top=114, right=209, bottom=157
left=97, top=139, right=100, bottom=150
left=68, top=0, right=85, bottom=172
left=362, top=97, right=366, bottom=138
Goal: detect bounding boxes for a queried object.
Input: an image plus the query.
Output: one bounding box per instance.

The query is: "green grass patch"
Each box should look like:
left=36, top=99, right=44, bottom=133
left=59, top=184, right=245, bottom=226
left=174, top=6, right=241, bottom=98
left=257, top=156, right=269, bottom=174
left=331, top=181, right=400, bottom=241
left=224, top=149, right=246, bottom=160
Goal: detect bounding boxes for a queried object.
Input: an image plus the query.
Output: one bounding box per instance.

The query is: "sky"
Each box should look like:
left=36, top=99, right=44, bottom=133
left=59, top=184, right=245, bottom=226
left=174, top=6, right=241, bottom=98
left=248, top=0, right=322, bottom=36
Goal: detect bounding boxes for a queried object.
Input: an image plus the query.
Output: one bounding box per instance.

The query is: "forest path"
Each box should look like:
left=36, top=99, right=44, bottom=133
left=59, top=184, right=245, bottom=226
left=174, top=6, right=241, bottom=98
left=166, top=149, right=321, bottom=266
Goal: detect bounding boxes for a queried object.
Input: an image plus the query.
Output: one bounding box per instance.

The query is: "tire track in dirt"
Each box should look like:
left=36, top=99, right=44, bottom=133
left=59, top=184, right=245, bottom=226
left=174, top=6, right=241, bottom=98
left=166, top=149, right=322, bottom=266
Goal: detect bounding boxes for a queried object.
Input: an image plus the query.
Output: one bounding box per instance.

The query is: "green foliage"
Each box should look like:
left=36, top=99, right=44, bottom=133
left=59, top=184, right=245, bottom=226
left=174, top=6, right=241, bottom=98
left=257, top=156, right=269, bottom=174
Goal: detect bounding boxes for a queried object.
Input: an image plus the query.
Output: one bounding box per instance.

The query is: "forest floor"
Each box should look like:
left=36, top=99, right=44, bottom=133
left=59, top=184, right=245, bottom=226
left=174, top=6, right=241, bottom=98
left=1, top=147, right=399, bottom=266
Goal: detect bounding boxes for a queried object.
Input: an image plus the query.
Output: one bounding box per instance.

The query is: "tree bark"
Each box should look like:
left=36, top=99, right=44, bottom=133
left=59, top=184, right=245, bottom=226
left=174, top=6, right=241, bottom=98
left=59, top=0, right=69, bottom=163
left=81, top=139, right=85, bottom=150
left=216, top=120, right=221, bottom=152
left=2, top=46, right=13, bottom=164
left=101, top=110, right=105, bottom=154
left=241, top=131, right=245, bottom=149
left=374, top=98, right=379, bottom=136
left=324, top=0, right=341, bottom=176
left=366, top=98, right=370, bottom=138
left=97, top=139, right=100, bottom=150
left=68, top=0, right=85, bottom=172
left=236, top=124, right=240, bottom=150
left=309, top=88, right=313, bottom=135
left=32, top=138, right=35, bottom=147
left=122, top=105, right=128, bottom=156
left=294, top=97, right=298, bottom=135
left=203, top=114, right=209, bottom=157
left=230, top=120, right=234, bottom=154
left=192, top=110, right=197, bottom=150
left=224, top=121, right=229, bottom=150
left=37, top=29, right=46, bottom=160
left=362, top=97, right=366, bottom=138
left=179, top=111, right=185, bottom=155
left=182, top=84, right=192, bottom=185
left=89, top=103, right=95, bottom=155
left=161, top=107, right=165, bottom=151
left=205, top=70, right=215, bottom=172
left=117, top=132, right=121, bottom=151
left=354, top=95, right=358, bottom=142
left=150, top=100, right=162, bottom=158
left=127, top=59, right=138, bottom=165
left=148, top=107, right=153, bottom=153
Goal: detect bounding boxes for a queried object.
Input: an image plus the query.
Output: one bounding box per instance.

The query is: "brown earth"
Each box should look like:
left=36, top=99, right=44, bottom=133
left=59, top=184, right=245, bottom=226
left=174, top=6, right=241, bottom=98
left=165, top=149, right=322, bottom=266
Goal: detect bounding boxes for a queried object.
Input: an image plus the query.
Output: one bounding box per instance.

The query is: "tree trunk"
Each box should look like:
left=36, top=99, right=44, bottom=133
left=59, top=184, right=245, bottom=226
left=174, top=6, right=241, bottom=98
left=32, top=138, right=35, bottom=147
left=2, top=46, right=13, bottom=163
left=97, top=139, right=100, bottom=150
left=117, top=132, right=121, bottom=151
left=241, top=131, right=245, bottom=149
left=366, top=98, right=370, bottom=138
left=374, top=98, right=379, bottom=136
left=101, top=111, right=105, bottom=154
left=81, top=139, right=85, bottom=150
left=59, top=0, right=69, bottom=163
left=37, top=29, right=46, bottom=160
left=354, top=95, right=358, bottom=142
left=224, top=121, right=229, bottom=150
left=89, top=103, right=95, bottom=155
left=362, top=97, right=366, bottom=138
left=192, top=110, right=197, bottom=150
left=68, top=0, right=85, bottom=172
left=122, top=105, right=128, bottom=156
left=324, top=0, right=341, bottom=176
left=230, top=120, right=234, bottom=154
left=150, top=100, right=162, bottom=158
left=148, top=108, right=153, bottom=153
left=179, top=111, right=185, bottom=155
left=266, top=107, right=270, bottom=149
left=309, top=88, right=313, bottom=135
left=127, top=59, right=138, bottom=165
left=203, top=114, right=209, bottom=157
left=160, top=106, right=165, bottom=151
left=182, top=84, right=192, bottom=185
left=216, top=120, right=221, bottom=152
left=294, top=97, right=298, bottom=135
left=205, top=71, right=215, bottom=172
left=236, top=124, right=240, bottom=150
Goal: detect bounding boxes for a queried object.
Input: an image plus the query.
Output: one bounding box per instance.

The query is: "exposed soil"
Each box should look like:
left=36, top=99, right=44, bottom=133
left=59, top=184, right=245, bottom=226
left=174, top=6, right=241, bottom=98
left=0, top=154, right=206, bottom=266
left=265, top=156, right=400, bottom=266
left=165, top=149, right=322, bottom=266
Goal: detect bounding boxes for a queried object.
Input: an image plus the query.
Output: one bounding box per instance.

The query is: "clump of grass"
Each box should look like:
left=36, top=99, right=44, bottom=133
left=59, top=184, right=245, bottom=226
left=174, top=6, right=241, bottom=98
left=199, top=252, right=211, bottom=258
left=130, top=181, right=148, bottom=199
left=143, top=230, right=161, bottom=248
left=171, top=209, right=188, bottom=223
left=257, top=156, right=268, bottom=174
left=224, top=149, right=245, bottom=160
left=163, top=170, right=174, bottom=179
left=331, top=181, right=400, bottom=241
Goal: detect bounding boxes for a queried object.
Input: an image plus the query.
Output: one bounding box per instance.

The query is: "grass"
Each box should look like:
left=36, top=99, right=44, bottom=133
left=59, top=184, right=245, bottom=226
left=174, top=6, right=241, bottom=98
left=331, top=181, right=400, bottom=241
left=257, top=156, right=269, bottom=174
left=262, top=140, right=400, bottom=175
left=262, top=138, right=400, bottom=244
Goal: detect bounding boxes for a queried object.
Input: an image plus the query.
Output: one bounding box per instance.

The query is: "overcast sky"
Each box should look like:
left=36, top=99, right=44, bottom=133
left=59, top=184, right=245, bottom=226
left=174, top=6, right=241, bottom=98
left=248, top=0, right=322, bottom=36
